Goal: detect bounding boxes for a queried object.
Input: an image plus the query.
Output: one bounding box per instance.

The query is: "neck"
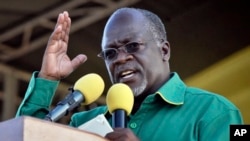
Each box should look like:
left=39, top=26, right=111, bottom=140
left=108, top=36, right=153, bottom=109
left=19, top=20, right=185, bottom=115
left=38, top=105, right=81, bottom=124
left=131, top=92, right=148, bottom=114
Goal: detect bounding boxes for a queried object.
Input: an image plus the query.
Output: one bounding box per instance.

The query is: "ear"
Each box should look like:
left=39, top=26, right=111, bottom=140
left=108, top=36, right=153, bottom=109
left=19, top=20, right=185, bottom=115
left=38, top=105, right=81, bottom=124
left=161, top=41, right=170, bottom=61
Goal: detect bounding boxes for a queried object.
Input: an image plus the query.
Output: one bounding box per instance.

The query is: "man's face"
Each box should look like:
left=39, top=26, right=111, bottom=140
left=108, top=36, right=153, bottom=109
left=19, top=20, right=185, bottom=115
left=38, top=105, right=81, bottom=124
left=101, top=11, right=169, bottom=96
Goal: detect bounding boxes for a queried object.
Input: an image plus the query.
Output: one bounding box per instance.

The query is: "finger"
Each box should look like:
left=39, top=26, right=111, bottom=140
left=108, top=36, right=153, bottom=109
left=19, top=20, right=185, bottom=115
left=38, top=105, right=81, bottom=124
left=52, top=25, right=62, bottom=41
left=54, top=13, right=64, bottom=34
left=105, top=132, right=123, bottom=141
left=60, top=11, right=71, bottom=43
left=71, top=54, right=88, bottom=70
left=62, top=13, right=68, bottom=33
left=63, top=11, right=69, bottom=19
left=63, top=11, right=71, bottom=35
left=47, top=25, right=62, bottom=48
left=49, top=13, right=64, bottom=42
left=65, top=15, right=71, bottom=43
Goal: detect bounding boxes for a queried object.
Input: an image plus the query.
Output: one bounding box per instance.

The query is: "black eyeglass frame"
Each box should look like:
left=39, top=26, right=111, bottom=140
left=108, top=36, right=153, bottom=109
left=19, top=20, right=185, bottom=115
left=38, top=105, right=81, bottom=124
left=97, top=42, right=144, bottom=61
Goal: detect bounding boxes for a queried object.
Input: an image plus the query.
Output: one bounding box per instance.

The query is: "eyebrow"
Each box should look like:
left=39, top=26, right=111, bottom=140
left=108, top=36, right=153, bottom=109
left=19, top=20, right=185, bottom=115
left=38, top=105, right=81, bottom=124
left=105, top=38, right=131, bottom=49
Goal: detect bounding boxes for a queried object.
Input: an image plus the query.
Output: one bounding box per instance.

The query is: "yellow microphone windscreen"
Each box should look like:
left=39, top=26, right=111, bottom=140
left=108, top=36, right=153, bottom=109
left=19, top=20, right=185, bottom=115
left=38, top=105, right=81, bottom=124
left=106, top=83, right=134, bottom=116
left=73, top=73, right=104, bottom=105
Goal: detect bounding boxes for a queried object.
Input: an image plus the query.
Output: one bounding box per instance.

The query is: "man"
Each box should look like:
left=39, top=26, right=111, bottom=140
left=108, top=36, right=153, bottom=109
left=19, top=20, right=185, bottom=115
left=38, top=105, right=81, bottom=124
left=16, top=8, right=243, bottom=140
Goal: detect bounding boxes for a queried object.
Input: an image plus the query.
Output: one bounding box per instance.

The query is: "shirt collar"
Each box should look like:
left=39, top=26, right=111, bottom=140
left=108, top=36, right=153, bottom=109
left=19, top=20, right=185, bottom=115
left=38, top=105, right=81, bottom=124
left=104, top=72, right=186, bottom=116
left=156, top=72, right=185, bottom=105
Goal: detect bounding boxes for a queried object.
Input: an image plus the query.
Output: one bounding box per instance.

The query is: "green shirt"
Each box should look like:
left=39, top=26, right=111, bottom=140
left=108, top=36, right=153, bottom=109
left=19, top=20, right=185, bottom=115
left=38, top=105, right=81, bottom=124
left=16, top=72, right=243, bottom=141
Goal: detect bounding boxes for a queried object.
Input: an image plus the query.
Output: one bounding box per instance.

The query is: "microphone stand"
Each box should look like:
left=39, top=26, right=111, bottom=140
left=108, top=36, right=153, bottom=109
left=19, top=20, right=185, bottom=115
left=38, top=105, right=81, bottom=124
left=112, top=109, right=127, bottom=128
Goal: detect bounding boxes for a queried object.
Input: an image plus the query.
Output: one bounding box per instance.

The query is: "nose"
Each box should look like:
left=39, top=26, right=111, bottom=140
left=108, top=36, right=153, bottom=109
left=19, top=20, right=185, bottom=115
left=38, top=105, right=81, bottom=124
left=113, top=50, right=133, bottom=64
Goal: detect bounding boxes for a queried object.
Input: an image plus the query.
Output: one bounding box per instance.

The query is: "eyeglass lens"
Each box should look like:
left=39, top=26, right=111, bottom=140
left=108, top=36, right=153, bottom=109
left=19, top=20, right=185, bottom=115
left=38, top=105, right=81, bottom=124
left=101, top=42, right=140, bottom=60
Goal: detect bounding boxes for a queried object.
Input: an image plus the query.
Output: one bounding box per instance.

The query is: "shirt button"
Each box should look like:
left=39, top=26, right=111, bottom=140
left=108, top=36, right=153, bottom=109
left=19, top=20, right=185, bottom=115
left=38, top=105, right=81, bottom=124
left=130, top=122, right=137, bottom=128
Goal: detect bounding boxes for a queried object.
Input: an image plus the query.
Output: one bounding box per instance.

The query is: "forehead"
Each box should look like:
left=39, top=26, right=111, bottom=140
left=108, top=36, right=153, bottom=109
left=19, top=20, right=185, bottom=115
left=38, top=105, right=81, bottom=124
left=101, top=10, right=151, bottom=49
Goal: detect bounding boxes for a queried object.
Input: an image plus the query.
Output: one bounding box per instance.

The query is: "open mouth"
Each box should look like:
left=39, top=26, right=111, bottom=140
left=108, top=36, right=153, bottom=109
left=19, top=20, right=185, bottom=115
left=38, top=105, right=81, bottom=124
left=117, top=69, right=136, bottom=83
left=120, top=70, right=134, bottom=78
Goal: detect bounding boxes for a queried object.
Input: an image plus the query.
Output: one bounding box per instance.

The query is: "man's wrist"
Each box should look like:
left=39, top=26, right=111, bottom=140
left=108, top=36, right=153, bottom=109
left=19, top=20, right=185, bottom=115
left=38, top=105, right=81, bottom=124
left=38, top=71, right=59, bottom=81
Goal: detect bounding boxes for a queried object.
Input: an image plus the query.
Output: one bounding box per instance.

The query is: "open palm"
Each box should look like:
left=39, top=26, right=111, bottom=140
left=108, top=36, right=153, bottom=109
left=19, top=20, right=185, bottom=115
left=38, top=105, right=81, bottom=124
left=39, top=11, right=87, bottom=80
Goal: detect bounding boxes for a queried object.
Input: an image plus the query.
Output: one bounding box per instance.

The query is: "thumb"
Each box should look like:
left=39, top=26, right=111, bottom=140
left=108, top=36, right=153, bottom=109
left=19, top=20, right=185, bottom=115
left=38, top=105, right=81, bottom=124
left=71, top=54, right=87, bottom=70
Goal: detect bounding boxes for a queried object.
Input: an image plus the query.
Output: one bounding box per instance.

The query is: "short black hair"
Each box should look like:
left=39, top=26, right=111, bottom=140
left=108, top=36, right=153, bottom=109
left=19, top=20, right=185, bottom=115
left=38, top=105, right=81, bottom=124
left=113, top=7, right=167, bottom=41
left=136, top=8, right=167, bottom=40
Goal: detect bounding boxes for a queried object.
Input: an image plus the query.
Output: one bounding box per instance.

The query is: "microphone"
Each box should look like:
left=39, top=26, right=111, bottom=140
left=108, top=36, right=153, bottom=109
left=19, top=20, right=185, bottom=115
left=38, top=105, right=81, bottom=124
left=44, top=73, right=105, bottom=122
left=106, top=83, right=134, bottom=128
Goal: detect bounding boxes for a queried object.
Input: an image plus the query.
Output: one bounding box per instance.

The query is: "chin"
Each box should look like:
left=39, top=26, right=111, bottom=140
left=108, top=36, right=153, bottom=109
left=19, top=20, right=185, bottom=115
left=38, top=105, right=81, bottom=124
left=130, top=80, right=147, bottom=97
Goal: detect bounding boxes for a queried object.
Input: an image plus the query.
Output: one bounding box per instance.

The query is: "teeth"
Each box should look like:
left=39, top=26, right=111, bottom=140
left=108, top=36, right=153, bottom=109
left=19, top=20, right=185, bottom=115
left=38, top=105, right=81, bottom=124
left=121, top=70, right=133, bottom=76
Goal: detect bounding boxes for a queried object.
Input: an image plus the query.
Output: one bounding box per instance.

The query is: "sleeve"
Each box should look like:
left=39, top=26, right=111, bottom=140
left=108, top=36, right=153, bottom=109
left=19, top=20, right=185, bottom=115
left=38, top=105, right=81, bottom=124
left=15, top=71, right=59, bottom=119
left=199, top=109, right=244, bottom=141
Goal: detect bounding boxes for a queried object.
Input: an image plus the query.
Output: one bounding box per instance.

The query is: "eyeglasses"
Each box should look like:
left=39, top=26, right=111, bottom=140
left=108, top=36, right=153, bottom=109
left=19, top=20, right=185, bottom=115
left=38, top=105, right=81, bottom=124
left=97, top=42, right=144, bottom=61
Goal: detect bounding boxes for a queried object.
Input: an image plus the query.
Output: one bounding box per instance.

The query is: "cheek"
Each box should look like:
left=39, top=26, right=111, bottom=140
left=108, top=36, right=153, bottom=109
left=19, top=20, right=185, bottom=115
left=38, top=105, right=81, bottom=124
left=138, top=54, right=161, bottom=79
left=105, top=62, right=114, bottom=83
left=136, top=57, right=152, bottom=79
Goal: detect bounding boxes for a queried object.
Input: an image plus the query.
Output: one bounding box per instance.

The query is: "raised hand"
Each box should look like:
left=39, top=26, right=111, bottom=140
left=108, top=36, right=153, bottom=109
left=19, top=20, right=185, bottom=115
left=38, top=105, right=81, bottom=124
left=38, top=11, right=87, bottom=80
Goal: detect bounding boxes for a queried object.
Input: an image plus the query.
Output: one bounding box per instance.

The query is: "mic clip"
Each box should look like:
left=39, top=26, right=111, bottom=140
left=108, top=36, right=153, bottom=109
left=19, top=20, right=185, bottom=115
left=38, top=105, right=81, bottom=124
left=44, top=86, right=81, bottom=122
left=58, top=87, right=75, bottom=106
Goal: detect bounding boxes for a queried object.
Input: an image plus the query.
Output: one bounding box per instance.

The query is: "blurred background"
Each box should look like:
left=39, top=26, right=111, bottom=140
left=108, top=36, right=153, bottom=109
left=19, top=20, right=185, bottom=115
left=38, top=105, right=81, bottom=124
left=0, top=0, right=249, bottom=124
